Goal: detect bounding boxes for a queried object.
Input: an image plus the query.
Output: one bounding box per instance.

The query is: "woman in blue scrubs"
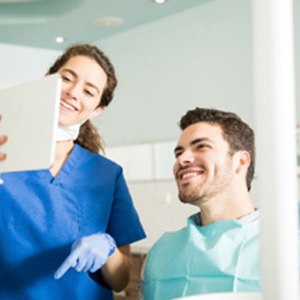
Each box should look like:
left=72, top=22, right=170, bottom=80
left=0, top=44, right=146, bottom=299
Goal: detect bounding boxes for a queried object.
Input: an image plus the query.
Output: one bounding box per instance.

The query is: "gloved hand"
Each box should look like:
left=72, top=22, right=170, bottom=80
left=54, top=232, right=116, bottom=279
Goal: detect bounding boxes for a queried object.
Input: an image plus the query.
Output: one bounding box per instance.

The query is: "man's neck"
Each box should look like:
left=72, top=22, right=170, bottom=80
left=198, top=191, right=255, bottom=226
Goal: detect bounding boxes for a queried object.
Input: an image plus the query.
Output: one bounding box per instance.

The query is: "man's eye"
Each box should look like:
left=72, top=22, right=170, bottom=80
left=196, top=144, right=208, bottom=150
left=174, top=152, right=182, bottom=158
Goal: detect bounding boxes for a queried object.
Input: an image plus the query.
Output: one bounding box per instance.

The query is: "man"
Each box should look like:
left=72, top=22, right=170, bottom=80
left=142, top=107, right=260, bottom=300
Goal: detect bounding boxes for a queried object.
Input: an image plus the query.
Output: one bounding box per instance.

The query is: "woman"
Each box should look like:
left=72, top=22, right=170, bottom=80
left=0, top=44, right=146, bottom=299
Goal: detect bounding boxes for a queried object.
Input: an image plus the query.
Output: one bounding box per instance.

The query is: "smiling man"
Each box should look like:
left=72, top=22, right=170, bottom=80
left=142, top=107, right=260, bottom=300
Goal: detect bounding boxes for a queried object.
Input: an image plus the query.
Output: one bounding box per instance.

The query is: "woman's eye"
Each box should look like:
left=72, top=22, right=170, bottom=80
left=62, top=76, right=72, bottom=82
left=85, top=90, right=94, bottom=97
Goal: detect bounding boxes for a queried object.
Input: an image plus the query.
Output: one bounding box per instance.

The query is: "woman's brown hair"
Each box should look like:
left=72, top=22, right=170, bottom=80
left=48, top=43, right=117, bottom=153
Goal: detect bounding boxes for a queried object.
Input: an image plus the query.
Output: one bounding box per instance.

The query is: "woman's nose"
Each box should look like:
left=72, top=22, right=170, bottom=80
left=65, top=83, right=80, bottom=100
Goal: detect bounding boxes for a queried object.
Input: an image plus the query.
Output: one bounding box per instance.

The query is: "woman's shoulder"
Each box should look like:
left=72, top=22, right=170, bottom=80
left=75, top=143, right=122, bottom=170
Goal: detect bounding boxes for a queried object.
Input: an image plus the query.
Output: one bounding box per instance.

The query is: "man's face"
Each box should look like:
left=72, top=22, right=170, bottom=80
left=173, top=122, right=236, bottom=205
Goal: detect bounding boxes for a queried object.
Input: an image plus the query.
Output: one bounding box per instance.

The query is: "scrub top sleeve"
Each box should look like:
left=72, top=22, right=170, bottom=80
left=107, top=167, right=146, bottom=246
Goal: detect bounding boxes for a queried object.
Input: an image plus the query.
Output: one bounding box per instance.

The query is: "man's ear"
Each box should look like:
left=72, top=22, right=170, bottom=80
left=90, top=107, right=104, bottom=119
left=233, top=150, right=251, bottom=174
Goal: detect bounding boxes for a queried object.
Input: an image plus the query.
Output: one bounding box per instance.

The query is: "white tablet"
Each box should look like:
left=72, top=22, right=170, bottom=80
left=0, top=74, right=61, bottom=173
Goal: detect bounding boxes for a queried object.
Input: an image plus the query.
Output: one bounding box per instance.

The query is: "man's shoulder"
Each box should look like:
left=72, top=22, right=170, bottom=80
left=149, top=214, right=200, bottom=252
left=148, top=222, right=195, bottom=257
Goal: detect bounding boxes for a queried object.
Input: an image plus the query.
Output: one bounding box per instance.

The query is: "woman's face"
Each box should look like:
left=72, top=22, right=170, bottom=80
left=57, top=55, right=107, bottom=126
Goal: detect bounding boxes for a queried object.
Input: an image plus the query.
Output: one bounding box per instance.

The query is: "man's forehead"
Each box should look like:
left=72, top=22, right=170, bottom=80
left=179, top=122, right=223, bottom=142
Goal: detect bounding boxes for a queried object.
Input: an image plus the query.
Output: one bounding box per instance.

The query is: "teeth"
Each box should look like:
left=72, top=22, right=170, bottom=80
left=182, top=172, right=198, bottom=179
left=61, top=101, right=76, bottom=111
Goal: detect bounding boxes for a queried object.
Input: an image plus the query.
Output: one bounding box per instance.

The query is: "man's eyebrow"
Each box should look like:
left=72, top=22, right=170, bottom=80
left=60, top=68, right=100, bottom=95
left=174, top=138, right=211, bottom=154
left=190, top=137, right=211, bottom=145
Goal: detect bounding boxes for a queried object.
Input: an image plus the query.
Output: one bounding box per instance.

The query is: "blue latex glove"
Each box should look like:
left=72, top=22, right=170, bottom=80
left=54, top=232, right=116, bottom=279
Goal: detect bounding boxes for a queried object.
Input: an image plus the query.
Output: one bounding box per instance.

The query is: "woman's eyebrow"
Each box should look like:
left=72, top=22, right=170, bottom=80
left=60, top=68, right=77, bottom=77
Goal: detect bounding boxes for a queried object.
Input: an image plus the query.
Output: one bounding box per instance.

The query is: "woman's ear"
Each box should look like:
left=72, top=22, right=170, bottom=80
left=90, top=107, right=104, bottom=119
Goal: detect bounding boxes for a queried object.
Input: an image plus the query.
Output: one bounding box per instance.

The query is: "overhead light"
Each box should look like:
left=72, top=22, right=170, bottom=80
left=92, top=16, right=124, bottom=27
left=55, top=36, right=65, bottom=44
left=153, top=0, right=166, bottom=4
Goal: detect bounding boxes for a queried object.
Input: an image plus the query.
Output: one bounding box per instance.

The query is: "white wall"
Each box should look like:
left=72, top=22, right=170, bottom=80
left=0, top=43, right=60, bottom=88
left=97, top=0, right=253, bottom=147
left=95, top=0, right=299, bottom=148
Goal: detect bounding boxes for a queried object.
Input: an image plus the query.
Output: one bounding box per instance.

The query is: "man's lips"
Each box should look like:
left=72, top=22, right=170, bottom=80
left=177, top=168, right=204, bottom=181
left=181, top=172, right=199, bottom=179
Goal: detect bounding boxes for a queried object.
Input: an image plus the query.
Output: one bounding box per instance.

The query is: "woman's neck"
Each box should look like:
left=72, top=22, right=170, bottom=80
left=50, top=140, right=74, bottom=176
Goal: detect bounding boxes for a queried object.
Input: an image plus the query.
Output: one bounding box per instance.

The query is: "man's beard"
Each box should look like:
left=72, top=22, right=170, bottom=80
left=177, top=167, right=234, bottom=206
left=178, top=184, right=204, bottom=206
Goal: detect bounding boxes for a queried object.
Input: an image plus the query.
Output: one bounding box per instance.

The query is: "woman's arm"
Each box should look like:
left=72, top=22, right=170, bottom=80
left=101, top=245, right=132, bottom=292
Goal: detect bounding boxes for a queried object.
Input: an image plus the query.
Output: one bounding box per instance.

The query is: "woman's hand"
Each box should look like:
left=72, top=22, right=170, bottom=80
left=0, top=135, right=7, bottom=161
left=54, top=232, right=116, bottom=279
left=0, top=115, right=8, bottom=161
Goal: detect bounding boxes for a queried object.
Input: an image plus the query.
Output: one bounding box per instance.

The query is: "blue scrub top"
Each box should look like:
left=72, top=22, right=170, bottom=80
left=0, top=143, right=146, bottom=300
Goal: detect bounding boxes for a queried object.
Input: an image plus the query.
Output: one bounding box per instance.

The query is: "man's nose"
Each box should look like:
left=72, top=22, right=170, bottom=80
left=177, top=150, right=195, bottom=166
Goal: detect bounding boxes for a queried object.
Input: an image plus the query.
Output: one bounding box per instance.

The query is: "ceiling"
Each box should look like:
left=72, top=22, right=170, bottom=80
left=0, top=0, right=206, bottom=50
